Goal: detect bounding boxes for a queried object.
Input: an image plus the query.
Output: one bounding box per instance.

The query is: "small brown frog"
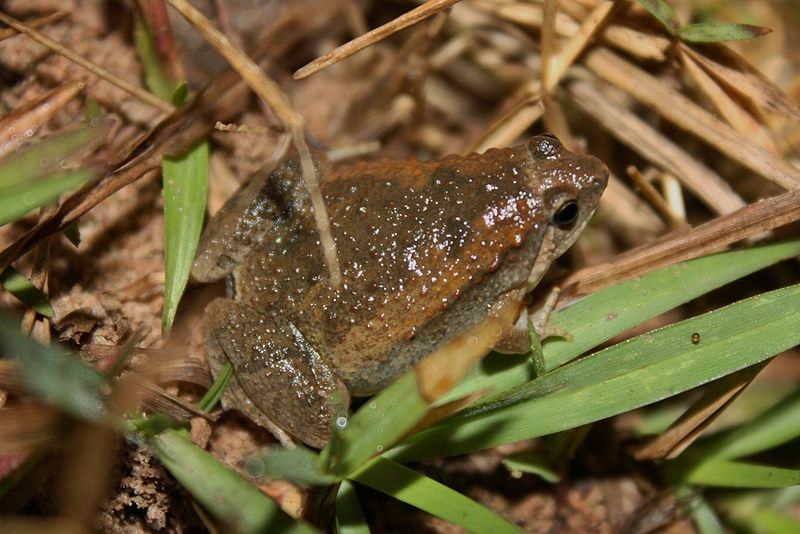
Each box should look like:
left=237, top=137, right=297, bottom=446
left=193, top=135, right=608, bottom=447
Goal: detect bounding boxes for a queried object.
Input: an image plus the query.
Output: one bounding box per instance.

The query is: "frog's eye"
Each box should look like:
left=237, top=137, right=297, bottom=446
left=552, top=199, right=579, bottom=229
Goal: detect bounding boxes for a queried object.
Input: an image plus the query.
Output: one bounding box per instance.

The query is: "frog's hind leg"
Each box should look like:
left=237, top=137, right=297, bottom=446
left=204, top=299, right=350, bottom=448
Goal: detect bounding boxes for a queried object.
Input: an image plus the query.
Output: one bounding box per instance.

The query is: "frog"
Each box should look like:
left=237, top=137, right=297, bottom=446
left=192, top=134, right=608, bottom=448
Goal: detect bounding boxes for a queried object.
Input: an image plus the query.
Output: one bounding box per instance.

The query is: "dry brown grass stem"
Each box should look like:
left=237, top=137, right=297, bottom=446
left=585, top=47, right=800, bottom=191
left=568, top=79, right=746, bottom=215
left=294, top=0, right=462, bottom=80
left=680, top=48, right=778, bottom=154
left=0, top=11, right=173, bottom=114
left=565, top=189, right=800, bottom=296
left=0, top=80, right=84, bottom=159
left=545, top=0, right=613, bottom=91
left=0, top=8, right=310, bottom=273
left=632, top=364, right=766, bottom=461
left=0, top=10, right=68, bottom=40
left=626, top=166, right=686, bottom=229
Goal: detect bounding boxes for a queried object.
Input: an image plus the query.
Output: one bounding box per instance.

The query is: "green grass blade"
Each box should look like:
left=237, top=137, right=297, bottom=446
left=440, top=241, right=800, bottom=406
left=0, top=169, right=94, bottom=227
left=502, top=451, right=559, bottom=483
left=678, top=22, right=771, bottom=43
left=692, top=389, right=800, bottom=462
left=679, top=459, right=800, bottom=488
left=351, top=457, right=523, bottom=534
left=322, top=372, right=429, bottom=477
left=245, top=446, right=336, bottom=486
left=681, top=488, right=725, bottom=534
left=0, top=317, right=108, bottom=423
left=0, top=266, right=53, bottom=316
left=135, top=14, right=209, bottom=335
left=0, top=120, right=110, bottom=188
left=161, top=140, right=209, bottom=333
left=335, top=480, right=370, bottom=534
left=148, top=429, right=317, bottom=534
left=389, top=284, right=800, bottom=462
left=731, top=509, right=800, bottom=534
left=543, top=240, right=800, bottom=371
left=637, top=0, right=679, bottom=33
left=197, top=361, right=232, bottom=412
left=134, top=17, right=180, bottom=103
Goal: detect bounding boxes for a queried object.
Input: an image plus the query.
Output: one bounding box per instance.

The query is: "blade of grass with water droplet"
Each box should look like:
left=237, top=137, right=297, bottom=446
left=245, top=445, right=336, bottom=486
left=0, top=119, right=110, bottom=188
left=389, top=283, right=800, bottom=462
left=351, top=457, right=523, bottom=534
left=322, top=372, right=429, bottom=477
left=502, top=451, right=560, bottom=483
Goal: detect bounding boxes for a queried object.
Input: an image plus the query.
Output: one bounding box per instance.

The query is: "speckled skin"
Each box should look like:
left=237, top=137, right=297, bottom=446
left=193, top=135, right=608, bottom=447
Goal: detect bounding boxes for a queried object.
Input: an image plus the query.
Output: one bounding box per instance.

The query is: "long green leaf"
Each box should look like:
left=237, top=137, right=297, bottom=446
left=441, top=241, right=800, bottom=406
left=0, top=317, right=108, bottom=423
left=680, top=487, right=725, bottom=534
left=543, top=241, right=800, bottom=371
left=678, top=22, right=771, bottom=43
left=335, top=481, right=370, bottom=534
left=134, top=14, right=209, bottom=335
left=731, top=509, right=800, bottom=534
left=161, top=140, right=208, bottom=333
left=679, top=459, right=800, bottom=488
left=351, top=457, right=523, bottom=534
left=389, top=284, right=800, bottom=462
left=149, top=429, right=317, bottom=534
left=0, top=169, right=94, bottom=227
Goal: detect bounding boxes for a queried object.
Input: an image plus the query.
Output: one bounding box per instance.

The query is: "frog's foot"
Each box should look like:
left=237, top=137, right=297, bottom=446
left=204, top=299, right=350, bottom=449
left=529, top=287, right=574, bottom=342
left=491, top=288, right=573, bottom=354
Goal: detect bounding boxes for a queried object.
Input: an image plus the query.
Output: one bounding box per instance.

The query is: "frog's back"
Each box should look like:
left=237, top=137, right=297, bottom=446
left=235, top=144, right=549, bottom=394
left=237, top=136, right=611, bottom=395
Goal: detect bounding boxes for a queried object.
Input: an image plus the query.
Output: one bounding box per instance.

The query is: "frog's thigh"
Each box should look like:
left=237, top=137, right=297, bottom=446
left=204, top=299, right=350, bottom=448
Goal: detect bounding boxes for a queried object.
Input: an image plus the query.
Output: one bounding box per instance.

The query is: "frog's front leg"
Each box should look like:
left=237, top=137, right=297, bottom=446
left=204, top=299, right=350, bottom=448
left=490, top=288, right=571, bottom=354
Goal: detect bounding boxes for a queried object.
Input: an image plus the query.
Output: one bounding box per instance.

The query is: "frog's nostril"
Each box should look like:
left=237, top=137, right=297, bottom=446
left=553, top=199, right=579, bottom=229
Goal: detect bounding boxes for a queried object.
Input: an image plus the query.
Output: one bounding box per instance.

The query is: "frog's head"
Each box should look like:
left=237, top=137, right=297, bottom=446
left=522, top=134, right=608, bottom=288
